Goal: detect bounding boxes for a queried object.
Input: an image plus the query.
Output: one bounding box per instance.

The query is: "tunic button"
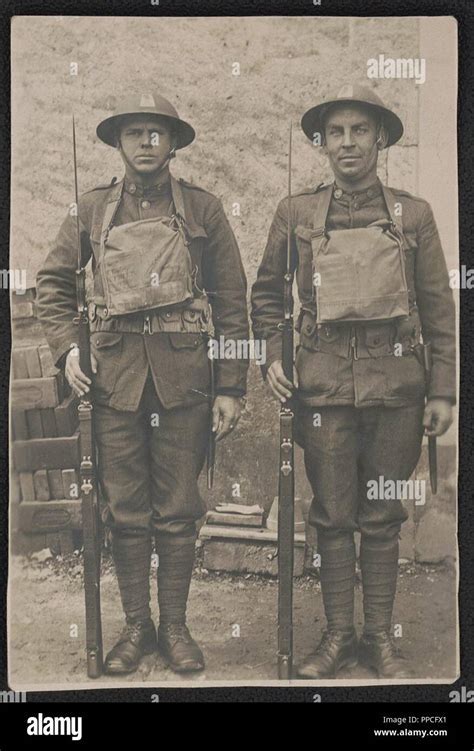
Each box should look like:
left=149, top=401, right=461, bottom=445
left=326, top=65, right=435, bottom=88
left=334, top=188, right=343, bottom=199
left=353, top=202, right=359, bottom=210
left=129, top=183, right=136, bottom=194
left=141, top=200, right=151, bottom=209
left=165, top=311, right=172, bottom=318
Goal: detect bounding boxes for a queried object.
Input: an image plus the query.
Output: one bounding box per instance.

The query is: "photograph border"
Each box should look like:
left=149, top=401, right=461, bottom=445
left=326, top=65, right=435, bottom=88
left=1, top=0, right=473, bottom=705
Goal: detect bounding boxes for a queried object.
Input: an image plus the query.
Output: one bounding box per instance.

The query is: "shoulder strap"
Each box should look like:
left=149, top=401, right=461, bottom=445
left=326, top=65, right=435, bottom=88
left=381, top=185, right=404, bottom=237
left=98, top=180, right=124, bottom=267
left=312, top=184, right=333, bottom=236
left=100, top=179, right=124, bottom=240
left=381, top=185, right=408, bottom=251
left=170, top=176, right=187, bottom=222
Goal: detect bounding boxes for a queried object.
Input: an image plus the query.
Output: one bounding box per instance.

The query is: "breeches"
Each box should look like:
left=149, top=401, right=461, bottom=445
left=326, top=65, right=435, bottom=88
left=94, top=374, right=209, bottom=536
left=298, top=403, right=425, bottom=541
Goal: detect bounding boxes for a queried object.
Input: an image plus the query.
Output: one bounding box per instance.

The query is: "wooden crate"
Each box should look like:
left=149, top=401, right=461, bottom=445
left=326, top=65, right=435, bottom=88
left=10, top=292, right=81, bottom=556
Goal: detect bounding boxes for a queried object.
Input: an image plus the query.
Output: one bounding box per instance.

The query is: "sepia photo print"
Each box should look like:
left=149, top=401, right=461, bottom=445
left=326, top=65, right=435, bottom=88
left=8, top=14, right=458, bottom=689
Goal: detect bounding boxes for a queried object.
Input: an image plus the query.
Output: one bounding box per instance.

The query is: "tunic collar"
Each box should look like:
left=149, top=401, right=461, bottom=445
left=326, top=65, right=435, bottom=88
left=332, top=179, right=382, bottom=205
left=124, top=176, right=171, bottom=199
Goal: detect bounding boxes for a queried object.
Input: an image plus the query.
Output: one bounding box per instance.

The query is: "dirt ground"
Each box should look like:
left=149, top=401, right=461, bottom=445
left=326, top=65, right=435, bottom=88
left=7, top=550, right=457, bottom=689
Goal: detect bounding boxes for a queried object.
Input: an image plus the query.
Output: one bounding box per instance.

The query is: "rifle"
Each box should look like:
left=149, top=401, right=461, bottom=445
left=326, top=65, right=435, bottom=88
left=277, top=124, right=295, bottom=679
left=72, top=116, right=104, bottom=678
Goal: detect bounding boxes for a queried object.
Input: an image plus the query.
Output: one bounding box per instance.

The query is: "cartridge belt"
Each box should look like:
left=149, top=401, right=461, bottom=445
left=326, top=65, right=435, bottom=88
left=88, top=298, right=211, bottom=335
left=297, top=310, right=421, bottom=359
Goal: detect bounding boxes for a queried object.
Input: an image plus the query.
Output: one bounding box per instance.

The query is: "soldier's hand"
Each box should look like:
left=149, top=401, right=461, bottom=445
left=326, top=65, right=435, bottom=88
left=212, top=395, right=242, bottom=442
left=423, top=398, right=453, bottom=437
left=65, top=347, right=98, bottom=398
left=266, top=360, right=299, bottom=403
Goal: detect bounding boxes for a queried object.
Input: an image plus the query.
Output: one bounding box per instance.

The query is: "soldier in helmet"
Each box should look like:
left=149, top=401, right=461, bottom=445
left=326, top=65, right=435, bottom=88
left=251, top=85, right=455, bottom=679
left=36, top=93, right=249, bottom=675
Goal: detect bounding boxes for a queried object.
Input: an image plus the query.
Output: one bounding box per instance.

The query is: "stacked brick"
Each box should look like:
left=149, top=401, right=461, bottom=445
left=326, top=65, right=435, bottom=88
left=10, top=289, right=82, bottom=555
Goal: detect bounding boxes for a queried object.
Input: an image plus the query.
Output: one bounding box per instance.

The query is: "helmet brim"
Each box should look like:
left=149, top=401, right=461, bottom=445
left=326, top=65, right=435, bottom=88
left=96, top=112, right=196, bottom=149
left=301, top=100, right=404, bottom=148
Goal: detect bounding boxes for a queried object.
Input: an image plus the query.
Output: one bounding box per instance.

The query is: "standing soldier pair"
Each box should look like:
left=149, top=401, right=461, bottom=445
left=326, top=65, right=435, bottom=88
left=38, top=85, right=455, bottom=680
left=36, top=93, right=249, bottom=675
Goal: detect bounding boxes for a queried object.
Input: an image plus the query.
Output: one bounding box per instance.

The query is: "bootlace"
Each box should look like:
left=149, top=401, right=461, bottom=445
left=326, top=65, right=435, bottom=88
left=316, top=630, right=332, bottom=652
left=372, top=631, right=405, bottom=662
left=317, top=629, right=351, bottom=651
left=160, top=623, right=192, bottom=643
left=384, top=635, right=404, bottom=659
left=122, top=621, right=151, bottom=645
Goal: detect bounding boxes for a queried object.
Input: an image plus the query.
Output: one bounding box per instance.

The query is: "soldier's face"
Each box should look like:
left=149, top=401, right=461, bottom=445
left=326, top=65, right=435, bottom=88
left=323, top=105, right=379, bottom=183
left=117, top=116, right=175, bottom=174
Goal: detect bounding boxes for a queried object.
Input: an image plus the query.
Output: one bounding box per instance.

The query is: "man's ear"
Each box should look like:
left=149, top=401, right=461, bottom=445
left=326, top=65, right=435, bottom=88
left=169, top=133, right=178, bottom=158
left=319, top=129, right=328, bottom=155
left=376, top=122, right=389, bottom=150
left=114, top=126, right=123, bottom=151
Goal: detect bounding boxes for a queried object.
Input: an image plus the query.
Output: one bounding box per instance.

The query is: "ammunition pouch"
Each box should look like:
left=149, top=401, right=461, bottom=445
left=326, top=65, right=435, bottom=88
left=89, top=296, right=212, bottom=335
left=297, top=307, right=422, bottom=359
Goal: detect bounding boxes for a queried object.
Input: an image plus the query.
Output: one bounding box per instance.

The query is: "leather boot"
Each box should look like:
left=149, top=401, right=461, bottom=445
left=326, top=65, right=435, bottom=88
left=104, top=619, right=157, bottom=675
left=359, top=631, right=413, bottom=679
left=297, top=629, right=358, bottom=678
left=158, top=622, right=205, bottom=673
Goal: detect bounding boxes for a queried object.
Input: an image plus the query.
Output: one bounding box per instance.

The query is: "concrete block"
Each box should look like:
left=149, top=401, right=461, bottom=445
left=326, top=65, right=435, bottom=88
left=202, top=539, right=305, bottom=577
left=11, top=532, right=49, bottom=556
left=415, top=508, right=457, bottom=564
left=11, top=373, right=64, bottom=410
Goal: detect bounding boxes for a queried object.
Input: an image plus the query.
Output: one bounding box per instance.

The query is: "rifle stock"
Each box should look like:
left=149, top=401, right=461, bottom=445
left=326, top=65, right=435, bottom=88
left=73, top=117, right=103, bottom=678
left=277, top=125, right=295, bottom=679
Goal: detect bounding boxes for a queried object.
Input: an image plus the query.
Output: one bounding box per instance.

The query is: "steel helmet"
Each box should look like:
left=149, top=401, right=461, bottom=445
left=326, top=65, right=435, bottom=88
left=301, top=84, right=404, bottom=148
left=96, top=92, right=195, bottom=149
